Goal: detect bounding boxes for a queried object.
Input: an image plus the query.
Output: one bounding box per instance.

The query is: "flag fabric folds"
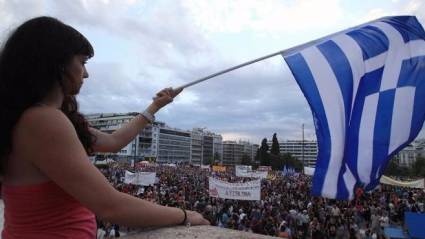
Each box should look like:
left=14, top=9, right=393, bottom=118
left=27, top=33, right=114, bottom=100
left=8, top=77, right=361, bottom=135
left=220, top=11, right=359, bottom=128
left=283, top=16, right=425, bottom=200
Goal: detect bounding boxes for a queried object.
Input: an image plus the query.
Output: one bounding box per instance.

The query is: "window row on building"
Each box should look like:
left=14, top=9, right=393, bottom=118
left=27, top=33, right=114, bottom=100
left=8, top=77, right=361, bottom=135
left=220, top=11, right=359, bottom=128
left=267, top=140, right=318, bottom=167
left=85, top=113, right=258, bottom=165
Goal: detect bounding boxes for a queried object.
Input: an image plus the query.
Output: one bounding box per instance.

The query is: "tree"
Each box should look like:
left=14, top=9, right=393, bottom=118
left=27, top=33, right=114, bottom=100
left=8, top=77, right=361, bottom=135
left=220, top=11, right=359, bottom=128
left=270, top=154, right=283, bottom=170
left=271, top=133, right=280, bottom=156
left=241, top=153, right=252, bottom=166
left=213, top=152, right=221, bottom=165
left=281, top=153, right=303, bottom=171
left=411, top=156, right=425, bottom=177
left=384, top=158, right=409, bottom=176
left=254, top=148, right=260, bottom=162
left=205, top=156, right=214, bottom=166
left=259, top=138, right=270, bottom=166
left=384, top=158, right=399, bottom=176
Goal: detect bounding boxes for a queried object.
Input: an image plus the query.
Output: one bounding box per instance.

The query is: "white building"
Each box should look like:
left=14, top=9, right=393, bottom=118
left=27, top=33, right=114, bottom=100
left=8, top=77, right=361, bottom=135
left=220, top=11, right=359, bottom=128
left=396, top=139, right=425, bottom=167
left=85, top=113, right=222, bottom=164
left=190, top=128, right=222, bottom=165
left=222, top=140, right=258, bottom=165
left=268, top=140, right=318, bottom=167
left=213, top=134, right=224, bottom=164
left=157, top=125, right=191, bottom=164
left=86, top=113, right=141, bottom=158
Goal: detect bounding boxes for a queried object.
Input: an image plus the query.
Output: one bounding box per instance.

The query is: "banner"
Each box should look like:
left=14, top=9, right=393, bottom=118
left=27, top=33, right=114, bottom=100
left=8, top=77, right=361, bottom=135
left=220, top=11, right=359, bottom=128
left=304, top=167, right=315, bottom=176
left=208, top=177, right=261, bottom=201
left=201, top=165, right=211, bottom=171
left=124, top=171, right=156, bottom=186
left=301, top=167, right=424, bottom=188
left=267, top=173, right=276, bottom=181
left=164, top=163, right=177, bottom=167
left=212, top=165, right=226, bottom=172
left=237, top=170, right=268, bottom=179
left=137, top=187, right=145, bottom=195
left=235, top=165, right=252, bottom=176
left=258, top=166, right=272, bottom=171
left=380, top=175, right=424, bottom=189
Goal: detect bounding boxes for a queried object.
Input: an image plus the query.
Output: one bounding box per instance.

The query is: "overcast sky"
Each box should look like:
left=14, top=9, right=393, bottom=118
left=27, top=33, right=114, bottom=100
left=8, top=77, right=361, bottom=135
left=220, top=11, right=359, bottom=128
left=1, top=0, right=424, bottom=144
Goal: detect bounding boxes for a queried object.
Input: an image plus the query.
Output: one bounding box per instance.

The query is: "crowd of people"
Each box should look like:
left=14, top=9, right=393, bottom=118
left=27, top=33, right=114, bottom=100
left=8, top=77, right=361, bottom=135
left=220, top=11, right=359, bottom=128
left=97, top=162, right=425, bottom=239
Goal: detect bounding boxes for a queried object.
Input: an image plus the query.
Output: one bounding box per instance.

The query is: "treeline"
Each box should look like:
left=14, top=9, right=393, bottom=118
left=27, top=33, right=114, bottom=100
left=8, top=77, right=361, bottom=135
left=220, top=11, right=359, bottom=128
left=247, top=133, right=303, bottom=171
left=385, top=156, right=425, bottom=178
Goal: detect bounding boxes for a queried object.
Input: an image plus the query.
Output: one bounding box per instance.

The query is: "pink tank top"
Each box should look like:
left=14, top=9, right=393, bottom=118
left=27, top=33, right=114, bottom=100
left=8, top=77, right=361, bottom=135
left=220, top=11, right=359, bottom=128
left=1, top=181, right=97, bottom=239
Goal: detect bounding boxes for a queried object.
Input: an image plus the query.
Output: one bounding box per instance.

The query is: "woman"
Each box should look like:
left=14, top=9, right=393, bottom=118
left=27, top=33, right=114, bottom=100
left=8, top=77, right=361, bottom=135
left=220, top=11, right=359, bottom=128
left=0, top=16, right=209, bottom=238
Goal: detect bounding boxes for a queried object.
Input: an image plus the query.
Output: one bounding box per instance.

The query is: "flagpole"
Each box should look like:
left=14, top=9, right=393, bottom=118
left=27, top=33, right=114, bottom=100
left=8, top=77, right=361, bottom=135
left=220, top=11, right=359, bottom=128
left=172, top=16, right=387, bottom=91
left=302, top=123, right=305, bottom=174
left=174, top=50, right=284, bottom=90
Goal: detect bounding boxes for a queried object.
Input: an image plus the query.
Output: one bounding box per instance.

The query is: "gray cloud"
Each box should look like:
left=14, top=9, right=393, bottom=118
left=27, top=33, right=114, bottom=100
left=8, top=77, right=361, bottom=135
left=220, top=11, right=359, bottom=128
left=0, top=0, right=44, bottom=42
left=2, top=0, right=424, bottom=144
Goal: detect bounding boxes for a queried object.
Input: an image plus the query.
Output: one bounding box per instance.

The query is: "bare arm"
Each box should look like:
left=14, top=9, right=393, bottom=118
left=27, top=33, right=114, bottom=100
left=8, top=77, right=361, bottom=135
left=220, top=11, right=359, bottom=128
left=89, top=112, right=153, bottom=153
left=91, top=88, right=181, bottom=153
left=17, top=107, right=208, bottom=227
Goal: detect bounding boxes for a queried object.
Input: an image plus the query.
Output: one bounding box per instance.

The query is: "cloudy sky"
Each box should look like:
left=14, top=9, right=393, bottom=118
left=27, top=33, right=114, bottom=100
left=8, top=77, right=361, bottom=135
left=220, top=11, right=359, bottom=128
left=1, top=0, right=424, bottom=144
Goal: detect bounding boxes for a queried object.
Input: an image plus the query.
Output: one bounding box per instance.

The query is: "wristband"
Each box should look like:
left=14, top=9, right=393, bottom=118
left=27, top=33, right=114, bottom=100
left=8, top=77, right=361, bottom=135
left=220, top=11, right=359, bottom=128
left=140, top=110, right=155, bottom=123
left=179, top=208, right=187, bottom=225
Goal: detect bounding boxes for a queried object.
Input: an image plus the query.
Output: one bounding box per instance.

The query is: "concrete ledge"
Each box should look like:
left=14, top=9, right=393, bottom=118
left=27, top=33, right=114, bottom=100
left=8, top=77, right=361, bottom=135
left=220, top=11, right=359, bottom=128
left=1, top=201, right=276, bottom=238
left=122, top=225, right=277, bottom=239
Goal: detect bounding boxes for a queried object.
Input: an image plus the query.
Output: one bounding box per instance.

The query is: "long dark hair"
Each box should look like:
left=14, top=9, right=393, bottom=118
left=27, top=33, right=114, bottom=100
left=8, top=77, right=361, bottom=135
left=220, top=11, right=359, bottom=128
left=0, top=16, right=95, bottom=174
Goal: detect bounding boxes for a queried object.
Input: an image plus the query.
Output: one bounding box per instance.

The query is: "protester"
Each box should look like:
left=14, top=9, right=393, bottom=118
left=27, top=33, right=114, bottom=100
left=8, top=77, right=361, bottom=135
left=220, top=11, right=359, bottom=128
left=99, top=162, right=425, bottom=238
left=0, top=16, right=208, bottom=238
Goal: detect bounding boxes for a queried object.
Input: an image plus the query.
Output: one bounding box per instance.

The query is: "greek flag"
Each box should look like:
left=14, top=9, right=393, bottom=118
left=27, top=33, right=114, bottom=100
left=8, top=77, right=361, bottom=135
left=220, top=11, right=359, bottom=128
left=283, top=16, right=425, bottom=200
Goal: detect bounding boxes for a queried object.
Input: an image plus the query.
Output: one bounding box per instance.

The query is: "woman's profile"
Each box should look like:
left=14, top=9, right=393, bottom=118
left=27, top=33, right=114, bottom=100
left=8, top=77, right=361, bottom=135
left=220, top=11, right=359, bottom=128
left=0, top=16, right=209, bottom=238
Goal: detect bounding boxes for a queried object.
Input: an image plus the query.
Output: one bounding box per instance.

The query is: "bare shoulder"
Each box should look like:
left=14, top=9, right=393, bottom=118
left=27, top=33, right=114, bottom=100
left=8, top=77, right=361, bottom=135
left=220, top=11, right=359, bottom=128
left=16, top=106, right=75, bottom=136
left=13, top=106, right=80, bottom=157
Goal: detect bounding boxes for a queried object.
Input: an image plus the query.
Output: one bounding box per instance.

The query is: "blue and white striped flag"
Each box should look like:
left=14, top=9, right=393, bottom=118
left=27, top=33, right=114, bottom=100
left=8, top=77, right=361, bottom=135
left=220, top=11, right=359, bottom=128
left=283, top=16, right=425, bottom=200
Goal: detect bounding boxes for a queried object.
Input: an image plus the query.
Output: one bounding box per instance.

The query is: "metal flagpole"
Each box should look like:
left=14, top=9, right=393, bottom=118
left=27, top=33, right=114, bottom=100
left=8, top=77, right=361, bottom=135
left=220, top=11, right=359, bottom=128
left=302, top=123, right=305, bottom=174
left=175, top=50, right=284, bottom=90
left=172, top=17, right=386, bottom=91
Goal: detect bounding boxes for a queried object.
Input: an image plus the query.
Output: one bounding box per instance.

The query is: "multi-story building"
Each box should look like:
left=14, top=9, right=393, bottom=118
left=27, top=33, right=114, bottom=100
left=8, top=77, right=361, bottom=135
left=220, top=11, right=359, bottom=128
left=85, top=113, right=222, bottom=164
left=240, top=141, right=259, bottom=162
left=203, top=135, right=214, bottom=164
left=268, top=140, right=318, bottom=167
left=190, top=128, right=223, bottom=165
left=213, top=134, right=224, bottom=164
left=157, top=126, right=191, bottom=164
left=190, top=129, right=203, bottom=165
left=222, top=140, right=257, bottom=165
left=223, top=141, right=244, bottom=165
left=395, top=139, right=425, bottom=167
left=86, top=113, right=140, bottom=158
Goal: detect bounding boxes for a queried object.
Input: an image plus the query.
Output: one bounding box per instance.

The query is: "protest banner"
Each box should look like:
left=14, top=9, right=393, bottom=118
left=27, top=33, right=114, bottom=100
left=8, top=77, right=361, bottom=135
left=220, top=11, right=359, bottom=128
left=212, top=165, right=226, bottom=172
left=208, top=177, right=261, bottom=201
left=124, top=171, right=156, bottom=186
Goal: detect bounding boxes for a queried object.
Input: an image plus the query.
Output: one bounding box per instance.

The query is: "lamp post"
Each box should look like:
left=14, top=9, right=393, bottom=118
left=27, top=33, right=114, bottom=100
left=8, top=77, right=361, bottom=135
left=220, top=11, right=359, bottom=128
left=302, top=124, right=305, bottom=174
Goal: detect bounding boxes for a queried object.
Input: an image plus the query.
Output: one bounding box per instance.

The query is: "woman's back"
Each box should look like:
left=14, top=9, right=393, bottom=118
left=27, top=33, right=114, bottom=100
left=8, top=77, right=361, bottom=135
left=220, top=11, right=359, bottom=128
left=3, top=106, right=52, bottom=186
left=1, top=107, right=97, bottom=238
left=2, top=181, right=96, bottom=239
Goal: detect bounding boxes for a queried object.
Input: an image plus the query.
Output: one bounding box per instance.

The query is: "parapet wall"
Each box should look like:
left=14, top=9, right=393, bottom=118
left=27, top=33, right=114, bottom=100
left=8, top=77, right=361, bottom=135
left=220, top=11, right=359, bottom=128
left=122, top=225, right=277, bottom=239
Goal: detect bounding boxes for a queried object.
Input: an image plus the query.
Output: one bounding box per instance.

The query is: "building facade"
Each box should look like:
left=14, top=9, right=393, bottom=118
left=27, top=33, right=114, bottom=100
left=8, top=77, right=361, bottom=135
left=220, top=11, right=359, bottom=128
left=213, top=134, right=224, bottom=164
left=86, top=113, right=140, bottom=158
left=190, top=128, right=223, bottom=165
left=222, top=140, right=258, bottom=165
left=157, top=126, right=191, bottom=163
left=267, top=140, right=318, bottom=167
left=395, top=139, right=425, bottom=167
left=86, top=113, right=223, bottom=164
